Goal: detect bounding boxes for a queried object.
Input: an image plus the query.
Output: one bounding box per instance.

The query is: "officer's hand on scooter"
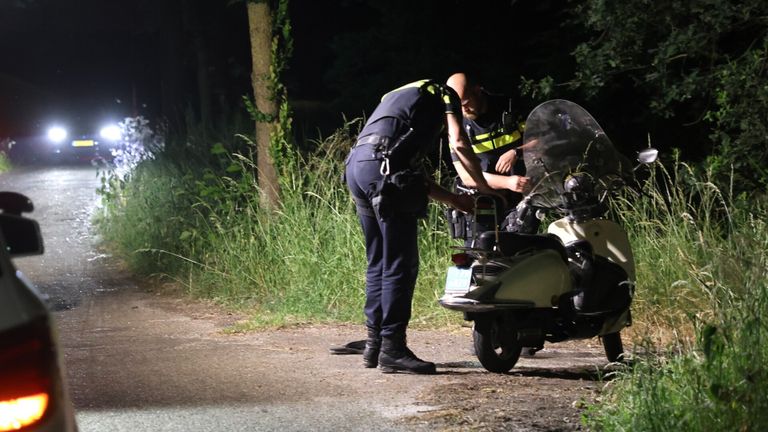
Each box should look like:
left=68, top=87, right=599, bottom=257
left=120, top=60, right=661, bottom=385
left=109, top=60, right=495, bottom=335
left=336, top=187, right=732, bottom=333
left=506, top=175, right=530, bottom=193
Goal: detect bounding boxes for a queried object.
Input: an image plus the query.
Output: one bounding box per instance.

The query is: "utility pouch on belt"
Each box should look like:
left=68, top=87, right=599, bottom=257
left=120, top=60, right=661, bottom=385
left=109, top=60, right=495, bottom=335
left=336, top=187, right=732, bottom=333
left=446, top=194, right=506, bottom=243
left=371, top=170, right=428, bottom=220
left=445, top=208, right=467, bottom=239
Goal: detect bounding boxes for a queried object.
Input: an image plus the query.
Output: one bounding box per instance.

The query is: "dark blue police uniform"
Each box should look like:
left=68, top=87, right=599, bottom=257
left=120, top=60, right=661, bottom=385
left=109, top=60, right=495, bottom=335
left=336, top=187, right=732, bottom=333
left=345, top=80, right=461, bottom=340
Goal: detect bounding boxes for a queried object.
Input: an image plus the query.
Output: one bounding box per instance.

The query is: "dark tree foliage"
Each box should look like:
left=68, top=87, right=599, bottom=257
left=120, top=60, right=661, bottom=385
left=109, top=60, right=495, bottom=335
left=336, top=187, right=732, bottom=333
left=323, top=0, right=573, bottom=117
left=0, top=0, right=253, bottom=140
left=319, top=0, right=685, bottom=159
left=566, top=0, right=768, bottom=192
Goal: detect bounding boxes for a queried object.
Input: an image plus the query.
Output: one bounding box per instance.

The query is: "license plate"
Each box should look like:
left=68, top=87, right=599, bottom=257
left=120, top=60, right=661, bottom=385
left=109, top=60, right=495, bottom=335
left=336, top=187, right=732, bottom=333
left=72, top=140, right=95, bottom=147
left=444, top=266, right=472, bottom=295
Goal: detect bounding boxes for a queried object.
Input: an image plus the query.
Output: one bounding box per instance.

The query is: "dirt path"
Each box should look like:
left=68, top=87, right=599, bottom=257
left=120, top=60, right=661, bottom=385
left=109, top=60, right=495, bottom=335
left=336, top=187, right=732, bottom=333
left=5, top=166, right=607, bottom=430
left=58, top=276, right=606, bottom=431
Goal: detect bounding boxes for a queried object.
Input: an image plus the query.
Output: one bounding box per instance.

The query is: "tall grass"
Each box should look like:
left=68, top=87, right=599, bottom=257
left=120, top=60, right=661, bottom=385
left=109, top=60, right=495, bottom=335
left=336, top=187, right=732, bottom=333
left=98, top=119, right=459, bottom=327
left=100, top=120, right=768, bottom=428
left=586, top=158, right=768, bottom=430
left=616, top=159, right=737, bottom=348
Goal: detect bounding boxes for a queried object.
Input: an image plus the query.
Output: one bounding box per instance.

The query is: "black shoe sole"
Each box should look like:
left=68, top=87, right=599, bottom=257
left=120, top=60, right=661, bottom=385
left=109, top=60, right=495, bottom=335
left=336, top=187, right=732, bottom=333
left=329, top=340, right=367, bottom=355
left=379, top=365, right=436, bottom=375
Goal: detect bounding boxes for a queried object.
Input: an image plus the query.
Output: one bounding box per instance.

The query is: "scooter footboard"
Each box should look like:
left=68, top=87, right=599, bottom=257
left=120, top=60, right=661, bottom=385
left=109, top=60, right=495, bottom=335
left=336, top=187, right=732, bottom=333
left=466, top=310, right=548, bottom=348
left=465, top=308, right=628, bottom=343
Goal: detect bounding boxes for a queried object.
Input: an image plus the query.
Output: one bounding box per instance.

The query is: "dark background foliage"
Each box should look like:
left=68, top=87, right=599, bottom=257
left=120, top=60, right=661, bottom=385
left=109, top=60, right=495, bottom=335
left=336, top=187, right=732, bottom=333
left=1, top=0, right=766, bottom=189
left=566, top=0, right=768, bottom=190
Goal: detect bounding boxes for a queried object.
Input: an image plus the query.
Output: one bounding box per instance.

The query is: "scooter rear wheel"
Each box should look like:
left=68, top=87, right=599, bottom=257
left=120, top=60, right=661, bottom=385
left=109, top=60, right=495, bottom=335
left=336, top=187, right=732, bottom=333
left=473, top=318, right=522, bottom=373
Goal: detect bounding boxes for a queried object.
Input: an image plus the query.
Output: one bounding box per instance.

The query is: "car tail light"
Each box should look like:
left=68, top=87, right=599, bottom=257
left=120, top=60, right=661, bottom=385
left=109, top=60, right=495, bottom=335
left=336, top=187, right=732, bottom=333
left=0, top=316, right=54, bottom=431
left=0, top=394, right=49, bottom=431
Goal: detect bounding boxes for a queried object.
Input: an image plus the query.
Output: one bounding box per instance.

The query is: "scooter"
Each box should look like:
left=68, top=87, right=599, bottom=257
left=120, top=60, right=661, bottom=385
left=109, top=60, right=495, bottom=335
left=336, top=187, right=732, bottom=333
left=439, top=99, right=658, bottom=373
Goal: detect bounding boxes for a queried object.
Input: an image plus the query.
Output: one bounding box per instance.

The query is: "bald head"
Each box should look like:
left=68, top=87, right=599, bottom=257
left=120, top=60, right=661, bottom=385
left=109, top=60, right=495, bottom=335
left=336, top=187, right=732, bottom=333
left=446, top=73, right=485, bottom=120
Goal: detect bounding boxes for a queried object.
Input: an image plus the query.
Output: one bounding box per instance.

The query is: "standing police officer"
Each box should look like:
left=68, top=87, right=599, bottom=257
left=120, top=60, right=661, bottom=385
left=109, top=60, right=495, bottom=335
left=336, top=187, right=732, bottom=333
left=345, top=79, right=498, bottom=374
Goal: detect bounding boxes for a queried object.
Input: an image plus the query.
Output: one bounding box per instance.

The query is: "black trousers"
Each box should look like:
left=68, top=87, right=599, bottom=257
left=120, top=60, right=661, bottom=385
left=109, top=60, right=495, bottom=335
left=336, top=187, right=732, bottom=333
left=345, top=146, right=420, bottom=338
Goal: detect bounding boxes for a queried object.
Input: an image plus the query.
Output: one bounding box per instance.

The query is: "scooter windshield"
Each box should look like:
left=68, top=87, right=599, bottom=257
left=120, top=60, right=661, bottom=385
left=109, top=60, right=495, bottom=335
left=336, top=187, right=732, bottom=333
left=521, top=99, right=630, bottom=209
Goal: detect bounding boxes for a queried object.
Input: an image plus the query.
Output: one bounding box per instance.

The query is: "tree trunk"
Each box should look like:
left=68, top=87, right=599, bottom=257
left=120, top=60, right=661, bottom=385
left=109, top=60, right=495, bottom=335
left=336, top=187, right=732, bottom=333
left=247, top=1, right=281, bottom=208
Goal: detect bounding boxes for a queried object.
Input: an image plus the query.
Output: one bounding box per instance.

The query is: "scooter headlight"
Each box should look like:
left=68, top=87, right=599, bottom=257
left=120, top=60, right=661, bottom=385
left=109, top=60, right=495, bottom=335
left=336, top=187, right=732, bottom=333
left=563, top=173, right=594, bottom=194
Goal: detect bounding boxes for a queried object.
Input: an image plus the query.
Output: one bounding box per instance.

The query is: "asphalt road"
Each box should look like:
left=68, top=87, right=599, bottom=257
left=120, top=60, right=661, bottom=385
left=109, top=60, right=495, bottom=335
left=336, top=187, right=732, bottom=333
left=0, top=165, right=106, bottom=311
left=1, top=165, right=610, bottom=431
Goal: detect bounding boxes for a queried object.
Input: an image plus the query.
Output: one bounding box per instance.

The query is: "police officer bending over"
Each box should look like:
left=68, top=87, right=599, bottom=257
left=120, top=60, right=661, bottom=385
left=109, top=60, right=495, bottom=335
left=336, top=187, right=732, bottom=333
left=344, top=79, right=498, bottom=374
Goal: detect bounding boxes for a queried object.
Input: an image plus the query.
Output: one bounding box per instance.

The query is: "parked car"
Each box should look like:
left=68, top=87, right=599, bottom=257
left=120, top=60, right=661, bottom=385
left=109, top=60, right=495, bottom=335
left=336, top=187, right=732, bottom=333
left=42, top=121, right=120, bottom=164
left=10, top=119, right=121, bottom=165
left=0, top=192, right=77, bottom=431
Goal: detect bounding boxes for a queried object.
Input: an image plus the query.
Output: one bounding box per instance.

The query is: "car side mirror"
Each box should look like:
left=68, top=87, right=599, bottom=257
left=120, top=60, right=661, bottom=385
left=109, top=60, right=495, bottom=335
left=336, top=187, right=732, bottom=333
left=0, top=213, right=44, bottom=257
left=637, top=148, right=659, bottom=165
left=0, top=192, right=43, bottom=257
left=0, top=191, right=34, bottom=215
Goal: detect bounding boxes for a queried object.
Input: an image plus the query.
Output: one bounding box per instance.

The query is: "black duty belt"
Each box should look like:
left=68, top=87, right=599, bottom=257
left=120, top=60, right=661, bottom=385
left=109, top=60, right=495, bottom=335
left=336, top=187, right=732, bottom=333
left=355, top=134, right=391, bottom=147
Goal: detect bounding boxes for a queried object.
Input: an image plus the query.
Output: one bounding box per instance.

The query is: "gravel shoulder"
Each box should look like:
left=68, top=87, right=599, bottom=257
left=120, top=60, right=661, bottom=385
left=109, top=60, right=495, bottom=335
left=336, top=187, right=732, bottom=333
left=58, top=277, right=607, bottom=431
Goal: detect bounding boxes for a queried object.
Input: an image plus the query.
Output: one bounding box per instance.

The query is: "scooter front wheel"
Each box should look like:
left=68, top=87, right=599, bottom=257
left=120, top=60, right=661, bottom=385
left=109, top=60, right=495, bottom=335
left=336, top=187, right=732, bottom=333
left=601, top=331, right=624, bottom=362
left=473, top=318, right=522, bottom=373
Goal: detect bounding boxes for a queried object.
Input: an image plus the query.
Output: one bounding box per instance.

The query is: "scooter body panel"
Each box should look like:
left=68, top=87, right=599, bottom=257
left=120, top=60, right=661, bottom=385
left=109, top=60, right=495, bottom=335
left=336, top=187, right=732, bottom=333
left=491, top=249, right=572, bottom=307
left=548, top=218, right=636, bottom=281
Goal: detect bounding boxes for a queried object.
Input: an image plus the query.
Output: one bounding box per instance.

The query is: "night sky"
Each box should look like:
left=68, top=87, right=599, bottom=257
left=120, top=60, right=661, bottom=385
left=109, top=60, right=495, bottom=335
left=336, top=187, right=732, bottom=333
left=0, top=0, right=574, bottom=142
left=1, top=0, right=251, bottom=136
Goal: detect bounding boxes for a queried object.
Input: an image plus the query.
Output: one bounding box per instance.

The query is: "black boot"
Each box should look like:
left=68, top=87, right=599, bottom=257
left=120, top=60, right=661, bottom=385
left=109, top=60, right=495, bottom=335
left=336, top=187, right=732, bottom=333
left=378, top=333, right=436, bottom=375
left=363, top=327, right=381, bottom=368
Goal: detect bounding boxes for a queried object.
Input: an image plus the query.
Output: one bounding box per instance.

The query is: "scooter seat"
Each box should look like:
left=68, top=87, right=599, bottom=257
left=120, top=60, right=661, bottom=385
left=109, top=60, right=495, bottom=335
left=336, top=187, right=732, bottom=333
left=476, top=231, right=568, bottom=262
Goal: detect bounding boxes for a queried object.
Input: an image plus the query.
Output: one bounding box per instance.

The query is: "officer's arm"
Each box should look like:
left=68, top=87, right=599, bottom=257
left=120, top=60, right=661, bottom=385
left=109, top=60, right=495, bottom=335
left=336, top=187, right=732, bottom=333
left=453, top=161, right=529, bottom=193
left=452, top=158, right=476, bottom=187
left=426, top=179, right=474, bottom=213
left=446, top=113, right=496, bottom=196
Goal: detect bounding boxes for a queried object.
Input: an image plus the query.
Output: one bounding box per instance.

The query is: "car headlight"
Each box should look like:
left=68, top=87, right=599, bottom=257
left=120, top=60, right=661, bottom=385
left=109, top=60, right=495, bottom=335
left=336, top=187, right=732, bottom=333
left=99, top=125, right=121, bottom=142
left=46, top=126, right=67, bottom=144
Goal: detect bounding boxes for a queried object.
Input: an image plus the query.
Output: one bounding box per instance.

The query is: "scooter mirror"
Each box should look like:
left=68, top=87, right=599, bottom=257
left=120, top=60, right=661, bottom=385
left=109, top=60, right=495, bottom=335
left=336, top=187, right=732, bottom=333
left=637, top=148, right=659, bottom=165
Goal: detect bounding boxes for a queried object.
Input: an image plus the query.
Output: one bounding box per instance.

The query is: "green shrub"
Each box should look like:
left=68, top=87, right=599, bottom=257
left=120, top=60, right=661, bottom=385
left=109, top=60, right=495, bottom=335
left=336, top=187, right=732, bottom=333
left=0, top=152, right=10, bottom=173
left=98, top=119, right=460, bottom=327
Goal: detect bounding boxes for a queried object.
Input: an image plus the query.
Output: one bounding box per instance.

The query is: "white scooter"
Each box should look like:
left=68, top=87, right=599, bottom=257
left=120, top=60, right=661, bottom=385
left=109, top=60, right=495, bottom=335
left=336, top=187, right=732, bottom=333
left=440, top=99, right=658, bottom=373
